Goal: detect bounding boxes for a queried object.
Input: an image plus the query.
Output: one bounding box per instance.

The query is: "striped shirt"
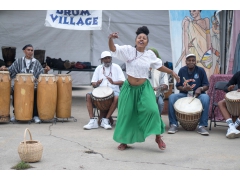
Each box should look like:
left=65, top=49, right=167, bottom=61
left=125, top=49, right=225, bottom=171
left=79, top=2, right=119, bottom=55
left=8, top=57, right=44, bottom=80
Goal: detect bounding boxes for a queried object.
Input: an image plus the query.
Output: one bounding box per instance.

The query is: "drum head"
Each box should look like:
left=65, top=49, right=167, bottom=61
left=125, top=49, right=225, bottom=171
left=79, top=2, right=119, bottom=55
left=226, top=91, right=240, bottom=100
left=0, top=71, right=9, bottom=74
left=174, top=97, right=203, bottom=114
left=39, top=74, right=55, bottom=77
left=92, top=86, right=113, bottom=98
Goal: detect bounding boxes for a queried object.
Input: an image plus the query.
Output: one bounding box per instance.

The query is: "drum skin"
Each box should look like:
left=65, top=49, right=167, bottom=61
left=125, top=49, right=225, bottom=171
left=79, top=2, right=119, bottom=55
left=225, top=91, right=240, bottom=117
left=91, top=86, right=114, bottom=111
left=0, top=71, right=11, bottom=122
left=56, top=74, right=72, bottom=118
left=14, top=74, right=34, bottom=121
left=174, top=97, right=203, bottom=131
left=37, top=74, right=57, bottom=121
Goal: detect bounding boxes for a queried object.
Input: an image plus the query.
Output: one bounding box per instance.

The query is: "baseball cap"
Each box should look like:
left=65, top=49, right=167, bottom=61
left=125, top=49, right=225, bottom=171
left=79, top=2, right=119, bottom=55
left=101, top=51, right=112, bottom=59
left=186, top=53, right=196, bottom=59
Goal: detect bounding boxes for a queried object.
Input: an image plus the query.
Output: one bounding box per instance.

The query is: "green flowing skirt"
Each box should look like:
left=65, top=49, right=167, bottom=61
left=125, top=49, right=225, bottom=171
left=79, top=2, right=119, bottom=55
left=113, top=79, right=165, bottom=144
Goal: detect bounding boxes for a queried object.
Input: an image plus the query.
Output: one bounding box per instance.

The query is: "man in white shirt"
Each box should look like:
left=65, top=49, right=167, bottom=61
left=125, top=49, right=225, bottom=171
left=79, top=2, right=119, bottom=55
left=83, top=51, right=125, bottom=130
left=148, top=68, right=169, bottom=115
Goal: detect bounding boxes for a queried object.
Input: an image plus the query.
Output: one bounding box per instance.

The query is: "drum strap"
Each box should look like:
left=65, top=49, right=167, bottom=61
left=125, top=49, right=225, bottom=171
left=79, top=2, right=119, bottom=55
left=24, top=57, right=33, bottom=73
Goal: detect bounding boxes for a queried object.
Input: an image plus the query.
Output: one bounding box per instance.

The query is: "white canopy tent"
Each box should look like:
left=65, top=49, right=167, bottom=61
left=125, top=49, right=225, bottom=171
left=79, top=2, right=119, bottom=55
left=0, top=10, right=172, bottom=86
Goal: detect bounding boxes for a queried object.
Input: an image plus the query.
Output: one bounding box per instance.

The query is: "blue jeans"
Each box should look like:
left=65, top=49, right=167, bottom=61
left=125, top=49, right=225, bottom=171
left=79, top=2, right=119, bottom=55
left=157, top=96, right=164, bottom=114
left=168, top=93, right=210, bottom=127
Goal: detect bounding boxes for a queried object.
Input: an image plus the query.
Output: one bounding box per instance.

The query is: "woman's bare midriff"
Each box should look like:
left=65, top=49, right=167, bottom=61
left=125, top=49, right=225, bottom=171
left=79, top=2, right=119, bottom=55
left=127, top=75, right=146, bottom=86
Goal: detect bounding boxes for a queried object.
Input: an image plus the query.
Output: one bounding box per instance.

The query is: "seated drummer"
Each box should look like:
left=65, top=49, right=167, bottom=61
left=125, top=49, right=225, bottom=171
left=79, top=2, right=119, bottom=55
left=83, top=51, right=125, bottom=130
left=0, top=44, right=50, bottom=123
left=167, top=53, right=210, bottom=135
left=218, top=71, right=240, bottom=139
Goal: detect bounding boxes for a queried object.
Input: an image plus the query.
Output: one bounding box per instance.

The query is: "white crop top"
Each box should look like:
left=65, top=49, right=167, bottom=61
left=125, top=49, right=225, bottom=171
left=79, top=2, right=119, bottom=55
left=111, top=44, right=162, bottom=78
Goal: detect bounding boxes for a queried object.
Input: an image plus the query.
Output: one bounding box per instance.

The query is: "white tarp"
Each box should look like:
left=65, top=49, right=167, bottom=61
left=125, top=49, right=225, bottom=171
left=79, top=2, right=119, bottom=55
left=45, top=10, right=102, bottom=30
left=0, top=10, right=172, bottom=86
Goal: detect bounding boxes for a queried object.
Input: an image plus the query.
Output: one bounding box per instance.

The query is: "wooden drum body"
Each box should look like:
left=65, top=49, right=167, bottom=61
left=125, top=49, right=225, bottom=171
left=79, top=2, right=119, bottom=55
left=174, top=97, right=203, bottom=131
left=225, top=91, right=240, bottom=116
left=56, top=74, right=72, bottom=118
left=14, top=74, right=34, bottom=121
left=0, top=71, right=11, bottom=122
left=91, top=86, right=114, bottom=111
left=37, top=74, right=57, bottom=121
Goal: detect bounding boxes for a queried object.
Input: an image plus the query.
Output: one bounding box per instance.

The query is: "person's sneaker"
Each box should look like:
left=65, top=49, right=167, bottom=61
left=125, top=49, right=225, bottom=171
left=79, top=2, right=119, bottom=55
left=234, top=128, right=240, bottom=138
left=100, top=118, right=112, bottom=130
left=226, top=126, right=240, bottom=139
left=197, top=126, right=209, bottom=136
left=10, top=116, right=16, bottom=122
left=168, top=124, right=178, bottom=134
left=83, top=118, right=99, bottom=130
left=33, top=116, right=41, bottom=124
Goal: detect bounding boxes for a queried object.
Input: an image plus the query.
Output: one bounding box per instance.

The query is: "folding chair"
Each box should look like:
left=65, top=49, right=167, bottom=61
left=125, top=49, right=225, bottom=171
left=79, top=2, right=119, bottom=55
left=209, top=81, right=228, bottom=130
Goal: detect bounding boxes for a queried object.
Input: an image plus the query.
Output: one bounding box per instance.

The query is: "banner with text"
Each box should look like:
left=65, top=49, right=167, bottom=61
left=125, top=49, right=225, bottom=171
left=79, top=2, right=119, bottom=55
left=45, top=10, right=102, bottom=30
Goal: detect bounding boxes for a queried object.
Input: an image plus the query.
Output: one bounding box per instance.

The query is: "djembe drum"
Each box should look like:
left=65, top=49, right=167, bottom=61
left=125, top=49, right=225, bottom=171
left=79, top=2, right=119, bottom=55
left=37, top=74, right=57, bottom=121
left=56, top=74, right=72, bottom=118
left=174, top=97, right=203, bottom=131
left=91, top=86, right=114, bottom=111
left=14, top=74, right=35, bottom=121
left=225, top=91, right=240, bottom=117
left=0, top=71, right=11, bottom=122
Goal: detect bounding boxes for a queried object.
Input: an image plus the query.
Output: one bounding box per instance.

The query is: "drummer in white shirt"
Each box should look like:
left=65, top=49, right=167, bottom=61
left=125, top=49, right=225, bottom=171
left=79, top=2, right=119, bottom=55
left=83, top=51, right=125, bottom=130
left=148, top=47, right=169, bottom=115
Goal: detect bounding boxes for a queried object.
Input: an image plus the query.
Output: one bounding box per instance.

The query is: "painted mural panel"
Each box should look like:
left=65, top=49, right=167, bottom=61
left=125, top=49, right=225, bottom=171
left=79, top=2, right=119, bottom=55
left=169, top=10, right=220, bottom=80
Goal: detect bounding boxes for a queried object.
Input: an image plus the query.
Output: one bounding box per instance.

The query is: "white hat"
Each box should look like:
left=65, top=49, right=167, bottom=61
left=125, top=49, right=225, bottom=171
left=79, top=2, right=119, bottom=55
left=186, top=54, right=196, bottom=59
left=101, top=51, right=112, bottom=59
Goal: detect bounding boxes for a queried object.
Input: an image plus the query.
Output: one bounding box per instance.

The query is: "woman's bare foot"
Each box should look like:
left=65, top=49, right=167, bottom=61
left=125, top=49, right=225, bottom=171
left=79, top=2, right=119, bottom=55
left=118, top=143, right=128, bottom=150
left=155, top=135, right=166, bottom=150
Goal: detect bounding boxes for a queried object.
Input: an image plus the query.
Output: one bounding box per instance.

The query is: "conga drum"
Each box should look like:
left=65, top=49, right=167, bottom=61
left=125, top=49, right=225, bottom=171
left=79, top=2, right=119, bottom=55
left=37, top=74, right=57, bottom=121
left=14, top=73, right=35, bottom=121
left=91, top=86, right=114, bottom=111
left=225, top=91, right=240, bottom=117
left=1, top=46, right=16, bottom=67
left=0, top=71, right=11, bottom=122
left=56, top=74, right=72, bottom=118
left=174, top=97, right=203, bottom=131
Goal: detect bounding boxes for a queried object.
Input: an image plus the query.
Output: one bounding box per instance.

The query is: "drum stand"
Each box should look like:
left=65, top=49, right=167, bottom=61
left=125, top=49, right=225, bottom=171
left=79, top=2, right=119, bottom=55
left=55, top=116, right=77, bottom=123
left=40, top=118, right=57, bottom=124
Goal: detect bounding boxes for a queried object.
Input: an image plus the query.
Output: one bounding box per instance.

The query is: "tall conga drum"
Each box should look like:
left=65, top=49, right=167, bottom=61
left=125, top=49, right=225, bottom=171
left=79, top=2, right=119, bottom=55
left=56, top=74, right=72, bottom=118
left=14, top=74, right=35, bottom=121
left=174, top=97, right=203, bottom=131
left=37, top=74, right=57, bottom=121
left=0, top=71, right=11, bottom=122
left=1, top=46, right=16, bottom=67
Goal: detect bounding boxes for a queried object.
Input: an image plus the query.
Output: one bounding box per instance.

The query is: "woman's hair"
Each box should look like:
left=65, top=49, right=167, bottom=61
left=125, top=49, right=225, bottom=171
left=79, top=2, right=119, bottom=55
left=136, top=26, right=149, bottom=36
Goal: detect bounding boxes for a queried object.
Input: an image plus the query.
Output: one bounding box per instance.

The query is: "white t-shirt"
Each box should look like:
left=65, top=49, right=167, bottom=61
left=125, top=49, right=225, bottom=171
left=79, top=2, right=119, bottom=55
left=148, top=69, right=169, bottom=97
left=91, top=63, right=126, bottom=93
left=25, top=58, right=31, bottom=69
left=111, top=44, right=162, bottom=78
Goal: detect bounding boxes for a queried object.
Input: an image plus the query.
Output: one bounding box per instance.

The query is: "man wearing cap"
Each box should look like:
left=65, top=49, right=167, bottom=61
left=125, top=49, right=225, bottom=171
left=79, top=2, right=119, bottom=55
left=0, top=44, right=51, bottom=123
left=83, top=51, right=125, bottom=130
left=167, top=53, right=210, bottom=135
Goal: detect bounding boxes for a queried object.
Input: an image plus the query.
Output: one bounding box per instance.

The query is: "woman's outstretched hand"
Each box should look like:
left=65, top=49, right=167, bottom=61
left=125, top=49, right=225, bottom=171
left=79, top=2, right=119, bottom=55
left=108, top=32, right=119, bottom=39
left=172, top=71, right=180, bottom=83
